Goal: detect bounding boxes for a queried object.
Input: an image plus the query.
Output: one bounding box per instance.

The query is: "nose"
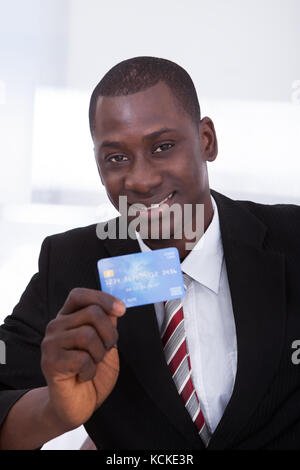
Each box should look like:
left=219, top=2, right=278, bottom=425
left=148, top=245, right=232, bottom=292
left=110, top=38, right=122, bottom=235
left=124, top=157, right=163, bottom=194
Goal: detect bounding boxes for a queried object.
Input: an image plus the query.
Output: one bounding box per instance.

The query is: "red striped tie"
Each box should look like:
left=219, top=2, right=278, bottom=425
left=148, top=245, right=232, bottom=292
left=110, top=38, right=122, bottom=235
left=161, top=273, right=211, bottom=446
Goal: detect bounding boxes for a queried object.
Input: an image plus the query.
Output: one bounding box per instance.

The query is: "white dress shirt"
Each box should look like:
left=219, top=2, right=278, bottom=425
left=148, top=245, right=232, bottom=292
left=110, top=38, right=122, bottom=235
left=136, top=196, right=237, bottom=433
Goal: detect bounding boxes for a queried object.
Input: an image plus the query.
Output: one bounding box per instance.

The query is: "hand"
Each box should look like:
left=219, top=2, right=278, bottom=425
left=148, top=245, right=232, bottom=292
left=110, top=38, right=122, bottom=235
left=41, top=287, right=126, bottom=431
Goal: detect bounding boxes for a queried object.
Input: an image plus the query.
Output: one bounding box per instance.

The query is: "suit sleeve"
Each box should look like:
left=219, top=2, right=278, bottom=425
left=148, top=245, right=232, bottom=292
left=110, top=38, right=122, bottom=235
left=0, top=237, right=52, bottom=429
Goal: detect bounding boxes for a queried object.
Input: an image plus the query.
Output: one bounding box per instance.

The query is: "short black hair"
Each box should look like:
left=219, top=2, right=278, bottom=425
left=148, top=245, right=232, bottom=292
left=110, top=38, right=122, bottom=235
left=88, top=56, right=201, bottom=136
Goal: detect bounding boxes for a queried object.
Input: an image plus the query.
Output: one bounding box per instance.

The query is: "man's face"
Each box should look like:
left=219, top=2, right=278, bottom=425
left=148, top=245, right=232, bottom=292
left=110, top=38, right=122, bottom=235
left=93, top=81, right=216, bottom=241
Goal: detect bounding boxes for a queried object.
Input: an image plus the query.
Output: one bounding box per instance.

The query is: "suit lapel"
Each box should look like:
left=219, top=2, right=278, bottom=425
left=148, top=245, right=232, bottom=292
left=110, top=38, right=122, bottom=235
left=101, top=227, right=203, bottom=448
left=208, top=191, right=286, bottom=449
left=95, top=193, right=286, bottom=449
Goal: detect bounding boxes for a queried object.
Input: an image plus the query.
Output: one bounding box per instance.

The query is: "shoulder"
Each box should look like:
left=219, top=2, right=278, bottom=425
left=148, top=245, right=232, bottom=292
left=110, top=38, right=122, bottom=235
left=236, top=198, right=300, bottom=218
left=212, top=189, right=300, bottom=252
left=44, top=222, right=112, bottom=258
left=232, top=197, right=300, bottom=251
left=237, top=199, right=300, bottom=230
left=49, top=223, right=98, bottom=244
left=213, top=189, right=300, bottom=228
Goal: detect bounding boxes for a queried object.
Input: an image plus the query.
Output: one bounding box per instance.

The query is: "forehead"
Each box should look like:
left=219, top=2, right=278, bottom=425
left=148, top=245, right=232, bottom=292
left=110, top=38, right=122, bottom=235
left=93, top=82, right=190, bottom=143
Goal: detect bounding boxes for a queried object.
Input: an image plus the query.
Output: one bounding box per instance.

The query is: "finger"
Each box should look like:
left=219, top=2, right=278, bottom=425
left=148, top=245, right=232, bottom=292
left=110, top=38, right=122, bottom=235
left=58, top=288, right=126, bottom=318
left=52, top=326, right=108, bottom=364
left=41, top=348, right=97, bottom=384
left=77, top=352, right=98, bottom=383
left=53, top=304, right=119, bottom=350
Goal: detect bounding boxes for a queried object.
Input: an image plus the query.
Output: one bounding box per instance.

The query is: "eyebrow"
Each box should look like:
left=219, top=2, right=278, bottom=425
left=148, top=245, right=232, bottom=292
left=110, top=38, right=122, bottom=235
left=99, top=127, right=176, bottom=151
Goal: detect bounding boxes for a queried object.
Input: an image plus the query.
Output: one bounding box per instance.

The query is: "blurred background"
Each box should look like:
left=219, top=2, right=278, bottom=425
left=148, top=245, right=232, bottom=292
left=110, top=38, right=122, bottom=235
left=0, top=0, right=299, bottom=449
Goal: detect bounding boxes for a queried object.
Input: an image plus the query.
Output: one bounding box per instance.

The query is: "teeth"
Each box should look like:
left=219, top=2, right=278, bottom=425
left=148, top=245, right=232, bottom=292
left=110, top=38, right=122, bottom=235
left=145, top=193, right=173, bottom=210
left=132, top=193, right=173, bottom=211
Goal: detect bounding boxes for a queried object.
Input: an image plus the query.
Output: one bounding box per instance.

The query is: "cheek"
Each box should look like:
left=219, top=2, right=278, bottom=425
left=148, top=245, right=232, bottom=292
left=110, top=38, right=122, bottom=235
left=177, top=158, right=206, bottom=187
left=100, top=172, right=122, bottom=201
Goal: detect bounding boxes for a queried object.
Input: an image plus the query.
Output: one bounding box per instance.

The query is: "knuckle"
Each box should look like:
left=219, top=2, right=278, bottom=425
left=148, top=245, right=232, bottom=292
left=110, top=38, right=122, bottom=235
left=79, top=325, right=97, bottom=344
left=40, top=346, right=56, bottom=374
left=95, top=346, right=105, bottom=363
left=40, top=356, right=48, bottom=375
left=69, top=287, right=84, bottom=301
left=107, top=328, right=119, bottom=349
left=78, top=352, right=92, bottom=371
left=78, top=366, right=96, bottom=383
left=40, top=353, right=48, bottom=368
left=87, top=304, right=102, bottom=322
left=41, top=352, right=52, bottom=368
left=41, top=335, right=52, bottom=353
left=45, top=319, right=56, bottom=335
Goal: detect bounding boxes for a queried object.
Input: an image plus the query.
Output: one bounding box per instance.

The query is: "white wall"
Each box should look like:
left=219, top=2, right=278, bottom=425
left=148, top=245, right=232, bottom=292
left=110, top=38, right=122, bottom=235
left=0, top=0, right=70, bottom=204
left=63, top=0, right=300, bottom=203
left=66, top=0, right=300, bottom=101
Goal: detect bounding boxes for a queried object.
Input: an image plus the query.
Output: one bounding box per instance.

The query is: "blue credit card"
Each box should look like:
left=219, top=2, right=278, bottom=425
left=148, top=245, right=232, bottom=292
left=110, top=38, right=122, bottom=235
left=97, top=247, right=185, bottom=308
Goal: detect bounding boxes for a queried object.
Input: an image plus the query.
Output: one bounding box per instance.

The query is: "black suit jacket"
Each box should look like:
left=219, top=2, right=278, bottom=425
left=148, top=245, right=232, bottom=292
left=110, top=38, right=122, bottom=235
left=1, top=190, right=300, bottom=449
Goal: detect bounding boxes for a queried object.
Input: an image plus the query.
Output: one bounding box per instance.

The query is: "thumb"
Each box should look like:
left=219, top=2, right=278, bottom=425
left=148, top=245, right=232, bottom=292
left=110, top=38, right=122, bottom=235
left=109, top=301, right=126, bottom=328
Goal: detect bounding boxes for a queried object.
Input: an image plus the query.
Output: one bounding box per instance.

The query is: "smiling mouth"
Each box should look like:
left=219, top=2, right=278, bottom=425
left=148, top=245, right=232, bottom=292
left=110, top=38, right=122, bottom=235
left=129, top=192, right=174, bottom=211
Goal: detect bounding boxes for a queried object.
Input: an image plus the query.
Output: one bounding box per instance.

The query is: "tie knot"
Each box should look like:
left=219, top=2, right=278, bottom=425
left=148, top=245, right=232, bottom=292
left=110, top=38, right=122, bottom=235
left=163, top=273, right=192, bottom=310
left=163, top=273, right=192, bottom=306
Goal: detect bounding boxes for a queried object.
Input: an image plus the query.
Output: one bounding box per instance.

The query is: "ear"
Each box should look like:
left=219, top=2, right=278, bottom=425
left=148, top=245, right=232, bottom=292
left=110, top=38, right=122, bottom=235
left=198, top=117, right=218, bottom=162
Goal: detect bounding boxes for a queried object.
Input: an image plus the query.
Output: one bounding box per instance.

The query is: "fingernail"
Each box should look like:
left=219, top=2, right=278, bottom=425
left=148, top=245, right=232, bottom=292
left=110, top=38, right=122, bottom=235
left=114, top=301, right=126, bottom=314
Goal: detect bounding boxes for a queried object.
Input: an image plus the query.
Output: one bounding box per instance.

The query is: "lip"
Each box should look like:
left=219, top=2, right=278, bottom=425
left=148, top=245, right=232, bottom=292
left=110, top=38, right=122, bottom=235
left=128, top=192, right=174, bottom=212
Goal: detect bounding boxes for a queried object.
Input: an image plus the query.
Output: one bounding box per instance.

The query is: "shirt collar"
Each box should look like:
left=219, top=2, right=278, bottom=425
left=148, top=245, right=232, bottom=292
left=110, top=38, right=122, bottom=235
left=136, top=196, right=224, bottom=294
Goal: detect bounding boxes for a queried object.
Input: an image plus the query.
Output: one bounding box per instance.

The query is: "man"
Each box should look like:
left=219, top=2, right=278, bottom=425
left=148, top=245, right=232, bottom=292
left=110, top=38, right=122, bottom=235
left=0, top=57, right=300, bottom=450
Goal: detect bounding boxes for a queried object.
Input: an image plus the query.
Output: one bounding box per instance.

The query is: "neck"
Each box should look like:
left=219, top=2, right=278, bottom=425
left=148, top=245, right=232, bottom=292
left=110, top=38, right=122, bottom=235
left=139, top=194, right=214, bottom=261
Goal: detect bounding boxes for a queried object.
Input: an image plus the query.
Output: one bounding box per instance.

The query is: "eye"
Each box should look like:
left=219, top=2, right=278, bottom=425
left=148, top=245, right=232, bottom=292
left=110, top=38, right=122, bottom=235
left=153, top=143, right=174, bottom=153
left=108, top=155, right=129, bottom=163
